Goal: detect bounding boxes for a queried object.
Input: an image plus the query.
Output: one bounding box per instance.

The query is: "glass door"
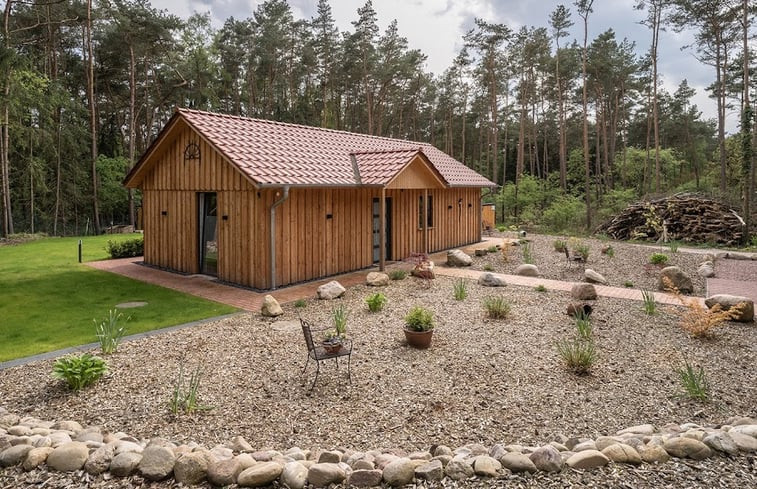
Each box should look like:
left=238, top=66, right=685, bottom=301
left=198, top=193, right=218, bottom=276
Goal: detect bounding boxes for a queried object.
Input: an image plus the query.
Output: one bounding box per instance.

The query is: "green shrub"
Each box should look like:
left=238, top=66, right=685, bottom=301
left=541, top=196, right=587, bottom=233
left=668, top=241, right=680, bottom=253
left=331, top=305, right=348, bottom=337
left=95, top=309, right=128, bottom=355
left=650, top=253, right=669, bottom=265
left=169, top=361, right=212, bottom=415
left=294, top=299, right=307, bottom=308
left=535, top=284, right=547, bottom=292
left=365, top=292, right=387, bottom=312
left=641, top=289, right=656, bottom=315
left=556, top=339, right=597, bottom=375
left=405, top=306, right=434, bottom=331
left=487, top=245, right=498, bottom=253
left=106, top=237, right=144, bottom=258
left=453, top=278, right=468, bottom=301
left=483, top=296, right=511, bottom=319
left=389, top=269, right=408, bottom=280
left=574, top=311, right=593, bottom=340
left=675, top=360, right=709, bottom=401
left=553, top=239, right=567, bottom=252
left=496, top=224, right=506, bottom=232
left=623, top=280, right=634, bottom=288
left=52, top=353, right=108, bottom=391
left=603, top=245, right=615, bottom=258
left=483, top=264, right=493, bottom=271
left=574, top=243, right=590, bottom=261
left=521, top=243, right=534, bottom=264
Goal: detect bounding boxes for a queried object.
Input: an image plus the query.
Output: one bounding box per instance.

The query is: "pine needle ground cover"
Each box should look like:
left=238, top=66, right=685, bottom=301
left=0, top=234, right=236, bottom=362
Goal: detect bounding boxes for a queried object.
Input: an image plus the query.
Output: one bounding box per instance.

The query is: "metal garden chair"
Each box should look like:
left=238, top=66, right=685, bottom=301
left=299, top=317, right=352, bottom=393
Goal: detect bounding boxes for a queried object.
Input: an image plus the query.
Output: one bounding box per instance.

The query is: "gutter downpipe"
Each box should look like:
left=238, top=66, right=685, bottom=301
left=270, top=186, right=290, bottom=290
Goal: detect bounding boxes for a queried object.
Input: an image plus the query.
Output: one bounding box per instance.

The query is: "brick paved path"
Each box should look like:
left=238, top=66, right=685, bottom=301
left=706, top=258, right=757, bottom=304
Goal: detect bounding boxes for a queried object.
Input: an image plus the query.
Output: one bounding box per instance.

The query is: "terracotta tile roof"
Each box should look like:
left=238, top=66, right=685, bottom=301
left=140, top=108, right=495, bottom=188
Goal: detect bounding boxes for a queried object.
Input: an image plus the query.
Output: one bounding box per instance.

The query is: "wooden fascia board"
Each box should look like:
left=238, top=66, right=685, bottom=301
left=122, top=112, right=182, bottom=188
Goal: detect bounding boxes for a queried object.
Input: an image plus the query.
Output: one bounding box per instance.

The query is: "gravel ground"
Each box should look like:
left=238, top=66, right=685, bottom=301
left=472, top=232, right=708, bottom=295
left=1, top=235, right=755, bottom=487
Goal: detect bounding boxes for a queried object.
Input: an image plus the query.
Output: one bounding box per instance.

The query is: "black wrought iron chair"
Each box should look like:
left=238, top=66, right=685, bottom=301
left=299, top=318, right=352, bottom=393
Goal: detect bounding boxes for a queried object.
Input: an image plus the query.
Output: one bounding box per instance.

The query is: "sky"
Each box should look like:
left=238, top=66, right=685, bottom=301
left=150, top=0, right=745, bottom=133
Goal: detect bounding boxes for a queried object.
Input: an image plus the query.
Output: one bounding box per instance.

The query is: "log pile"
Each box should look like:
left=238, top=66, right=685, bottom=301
left=596, top=194, right=745, bottom=246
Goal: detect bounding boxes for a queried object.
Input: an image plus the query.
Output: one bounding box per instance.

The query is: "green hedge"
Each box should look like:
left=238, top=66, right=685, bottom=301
left=106, top=236, right=144, bottom=258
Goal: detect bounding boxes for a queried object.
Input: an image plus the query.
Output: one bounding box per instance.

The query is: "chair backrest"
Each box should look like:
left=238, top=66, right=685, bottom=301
left=300, top=318, right=316, bottom=352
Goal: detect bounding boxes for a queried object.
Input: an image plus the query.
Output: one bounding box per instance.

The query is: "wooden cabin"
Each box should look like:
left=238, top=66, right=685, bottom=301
left=124, top=109, right=495, bottom=289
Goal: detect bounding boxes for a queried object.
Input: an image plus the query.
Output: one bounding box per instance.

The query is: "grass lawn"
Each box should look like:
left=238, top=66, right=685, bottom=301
left=0, top=234, right=237, bottom=362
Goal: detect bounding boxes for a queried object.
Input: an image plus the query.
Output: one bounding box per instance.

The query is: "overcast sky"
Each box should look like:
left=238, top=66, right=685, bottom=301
left=150, top=0, right=744, bottom=133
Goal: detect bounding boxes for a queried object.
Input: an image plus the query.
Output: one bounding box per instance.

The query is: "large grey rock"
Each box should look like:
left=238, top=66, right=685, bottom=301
left=499, top=452, right=537, bottom=473
left=208, top=458, right=243, bottom=487
left=729, top=431, right=757, bottom=452
left=279, top=461, right=308, bottom=489
left=659, top=266, right=693, bottom=293
left=317, top=281, right=346, bottom=300
left=571, top=283, right=597, bottom=301
left=174, top=452, right=212, bottom=485
left=261, top=295, right=283, bottom=317
left=51, top=420, right=83, bottom=432
left=638, top=444, right=670, bottom=464
left=584, top=269, right=607, bottom=285
left=515, top=264, right=539, bottom=277
left=366, top=272, right=390, bottom=286
left=447, top=249, right=473, bottom=267
left=47, top=442, right=89, bottom=472
left=726, top=252, right=757, bottom=260
left=415, top=459, right=444, bottom=480
left=382, top=457, right=416, bottom=486
left=444, top=458, right=474, bottom=480
left=704, top=294, right=754, bottom=322
left=565, top=450, right=609, bottom=469
left=48, top=432, right=72, bottom=447
left=348, top=469, right=383, bottom=487
left=138, top=445, right=176, bottom=481
left=110, top=451, right=142, bottom=477
left=318, top=450, right=342, bottom=463
left=703, top=432, right=739, bottom=455
left=22, top=447, right=53, bottom=471
left=529, top=445, right=562, bottom=472
left=0, top=444, right=34, bottom=467
left=307, top=462, right=346, bottom=488
left=477, top=272, right=506, bottom=287
left=664, top=437, right=712, bottom=460
left=730, top=424, right=757, bottom=436
left=84, top=443, right=115, bottom=475
left=238, top=461, right=284, bottom=487
left=473, top=455, right=501, bottom=477
left=601, top=443, right=641, bottom=464
left=697, top=261, right=715, bottom=278
left=572, top=440, right=597, bottom=452
left=227, top=435, right=253, bottom=453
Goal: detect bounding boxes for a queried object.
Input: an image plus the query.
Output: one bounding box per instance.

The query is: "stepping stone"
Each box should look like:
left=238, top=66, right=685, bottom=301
left=116, top=301, right=147, bottom=308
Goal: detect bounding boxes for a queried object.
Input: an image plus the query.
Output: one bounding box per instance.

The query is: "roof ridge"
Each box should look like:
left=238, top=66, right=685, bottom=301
left=350, top=148, right=422, bottom=156
left=177, top=108, right=431, bottom=147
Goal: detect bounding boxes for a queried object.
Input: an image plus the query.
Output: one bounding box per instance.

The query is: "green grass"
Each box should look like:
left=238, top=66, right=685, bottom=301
left=0, top=234, right=236, bottom=362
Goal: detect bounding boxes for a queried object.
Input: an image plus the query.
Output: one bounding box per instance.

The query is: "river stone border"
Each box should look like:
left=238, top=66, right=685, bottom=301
left=0, top=408, right=755, bottom=487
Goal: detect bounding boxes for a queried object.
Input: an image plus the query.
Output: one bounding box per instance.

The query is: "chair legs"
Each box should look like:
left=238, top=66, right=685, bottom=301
left=302, top=354, right=351, bottom=394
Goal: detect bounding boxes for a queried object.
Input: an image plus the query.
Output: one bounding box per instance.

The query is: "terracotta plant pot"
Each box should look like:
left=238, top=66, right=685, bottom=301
left=322, top=341, right=343, bottom=354
left=404, top=328, right=433, bottom=349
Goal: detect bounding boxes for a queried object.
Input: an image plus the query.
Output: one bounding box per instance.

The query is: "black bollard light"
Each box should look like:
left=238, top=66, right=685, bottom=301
left=78, top=239, right=82, bottom=263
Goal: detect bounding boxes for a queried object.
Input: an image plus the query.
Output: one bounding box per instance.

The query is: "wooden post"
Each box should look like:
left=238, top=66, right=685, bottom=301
left=379, top=188, right=386, bottom=271
left=423, top=189, right=429, bottom=253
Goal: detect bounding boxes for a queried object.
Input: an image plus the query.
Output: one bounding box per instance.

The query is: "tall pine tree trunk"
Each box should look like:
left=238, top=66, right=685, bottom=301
left=1, top=0, right=14, bottom=236
left=85, top=0, right=100, bottom=234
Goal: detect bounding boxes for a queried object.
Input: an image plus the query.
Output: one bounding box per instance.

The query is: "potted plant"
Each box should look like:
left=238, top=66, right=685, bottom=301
left=404, top=306, right=434, bottom=349
left=323, top=305, right=348, bottom=353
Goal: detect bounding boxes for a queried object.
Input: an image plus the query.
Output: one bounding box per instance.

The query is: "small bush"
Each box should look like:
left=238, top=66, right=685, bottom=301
left=602, top=245, right=615, bottom=258
left=331, top=305, right=348, bottom=337
left=521, top=243, right=534, bottom=264
left=405, top=306, right=434, bottom=331
left=649, top=253, right=669, bottom=265
left=574, top=311, right=592, bottom=340
left=389, top=269, right=408, bottom=280
left=623, top=280, right=634, bottom=288
left=556, top=339, right=597, bottom=375
left=365, top=292, right=387, bottom=312
left=169, top=360, right=212, bottom=415
left=453, top=278, right=468, bottom=301
left=675, top=360, right=709, bottom=401
left=535, top=284, right=547, bottom=292
left=663, top=277, right=744, bottom=337
left=483, top=264, right=493, bottom=271
left=542, top=196, right=587, bottom=233
left=483, top=296, right=511, bottom=319
left=669, top=241, right=680, bottom=253
left=574, top=243, right=590, bottom=262
left=52, top=353, right=108, bottom=391
left=106, top=237, right=144, bottom=259
left=641, top=290, right=656, bottom=315
left=487, top=245, right=498, bottom=253
left=95, top=309, right=129, bottom=355
left=294, top=299, right=307, bottom=308
left=496, top=224, right=506, bottom=232
left=553, top=239, right=567, bottom=253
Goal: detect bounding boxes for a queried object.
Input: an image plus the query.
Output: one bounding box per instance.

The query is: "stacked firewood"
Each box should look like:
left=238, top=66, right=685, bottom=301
left=596, top=193, right=745, bottom=246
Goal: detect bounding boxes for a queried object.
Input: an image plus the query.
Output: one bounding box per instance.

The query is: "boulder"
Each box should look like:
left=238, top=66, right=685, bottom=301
left=51, top=420, right=83, bottom=432
left=663, top=437, right=712, bottom=460
left=601, top=443, right=641, bottom=464
left=477, top=272, right=506, bottom=287
left=316, top=281, right=346, bottom=300
left=84, top=443, right=115, bottom=475
left=0, top=444, right=34, bottom=467
left=566, top=303, right=593, bottom=317
left=473, top=455, right=501, bottom=477
left=411, top=260, right=435, bottom=279
left=260, top=295, right=283, bottom=317
left=307, top=462, right=346, bottom=488
left=414, top=459, right=444, bottom=480
left=697, top=261, right=715, bottom=278
left=382, top=457, right=416, bottom=486
left=173, top=452, right=211, bottom=485
left=704, top=295, right=754, bottom=322
left=572, top=441, right=598, bottom=453
left=499, top=452, right=537, bottom=473
left=637, top=444, right=670, bottom=464
left=22, top=447, right=53, bottom=471
left=729, top=431, right=757, bottom=452
left=584, top=269, right=608, bottom=285
left=658, top=266, right=693, bottom=293
left=318, top=450, right=342, bottom=463
left=703, top=432, right=739, bottom=456
left=475, top=249, right=488, bottom=257
left=447, top=249, right=473, bottom=267
left=238, top=461, right=284, bottom=487
left=730, top=424, right=757, bottom=436
left=514, top=264, right=539, bottom=277
left=47, top=442, right=89, bottom=472
left=617, top=424, right=657, bottom=436
left=529, top=445, right=562, bottom=472
left=565, top=450, right=609, bottom=469
left=571, top=284, right=597, bottom=301
left=280, top=461, right=308, bottom=489
left=110, top=451, right=142, bottom=477
left=227, top=435, right=253, bottom=453
left=138, top=445, right=176, bottom=481
left=366, top=272, right=390, bottom=286
left=348, top=469, right=383, bottom=487
left=444, top=458, right=474, bottom=480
